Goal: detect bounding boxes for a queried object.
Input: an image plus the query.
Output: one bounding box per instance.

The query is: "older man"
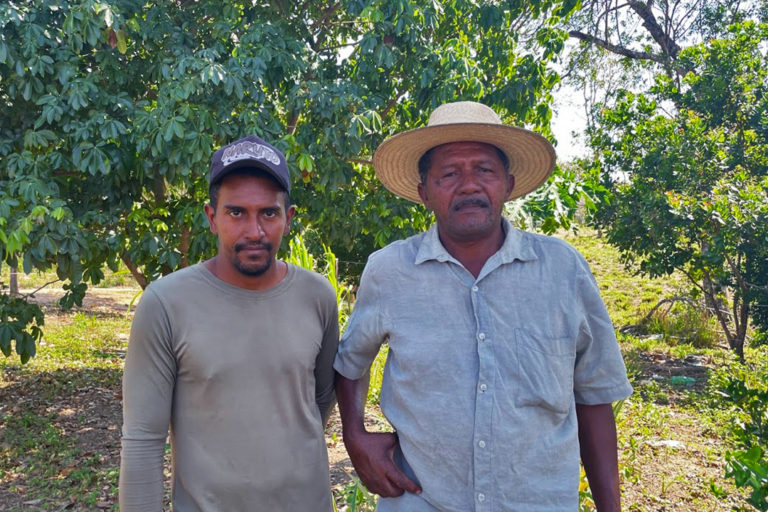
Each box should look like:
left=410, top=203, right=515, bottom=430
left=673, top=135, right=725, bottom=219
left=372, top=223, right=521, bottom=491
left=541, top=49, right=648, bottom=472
left=334, top=102, right=632, bottom=512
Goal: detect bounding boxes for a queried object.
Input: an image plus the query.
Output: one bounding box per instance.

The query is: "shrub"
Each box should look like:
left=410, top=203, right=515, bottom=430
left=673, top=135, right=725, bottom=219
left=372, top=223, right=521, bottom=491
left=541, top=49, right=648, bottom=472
left=713, top=347, right=768, bottom=510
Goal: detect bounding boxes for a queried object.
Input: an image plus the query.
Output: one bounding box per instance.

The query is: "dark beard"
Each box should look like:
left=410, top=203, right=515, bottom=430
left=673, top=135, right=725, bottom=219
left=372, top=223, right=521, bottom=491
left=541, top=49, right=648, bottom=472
left=232, top=241, right=273, bottom=276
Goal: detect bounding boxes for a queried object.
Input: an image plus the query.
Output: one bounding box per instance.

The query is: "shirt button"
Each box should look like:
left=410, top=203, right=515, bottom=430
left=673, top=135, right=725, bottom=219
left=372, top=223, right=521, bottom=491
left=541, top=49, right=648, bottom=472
left=472, top=285, right=479, bottom=292
left=479, top=384, right=487, bottom=392
left=478, top=493, right=486, bottom=502
left=478, top=440, right=486, bottom=448
left=478, top=333, right=486, bottom=341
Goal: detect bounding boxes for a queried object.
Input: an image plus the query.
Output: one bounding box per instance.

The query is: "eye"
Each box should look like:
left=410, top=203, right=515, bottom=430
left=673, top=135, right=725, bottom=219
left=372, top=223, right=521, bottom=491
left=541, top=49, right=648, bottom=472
left=264, top=208, right=280, bottom=218
left=227, top=209, right=243, bottom=217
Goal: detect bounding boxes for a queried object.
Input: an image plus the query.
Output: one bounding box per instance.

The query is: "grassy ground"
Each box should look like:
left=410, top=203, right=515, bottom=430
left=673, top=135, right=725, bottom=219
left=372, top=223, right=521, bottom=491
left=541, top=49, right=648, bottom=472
left=0, top=291, right=133, bottom=511
left=0, top=229, right=760, bottom=511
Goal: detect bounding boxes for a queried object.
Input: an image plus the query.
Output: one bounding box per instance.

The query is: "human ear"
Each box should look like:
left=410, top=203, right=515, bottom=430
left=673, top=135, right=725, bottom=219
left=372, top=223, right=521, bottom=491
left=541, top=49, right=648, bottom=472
left=204, top=203, right=218, bottom=234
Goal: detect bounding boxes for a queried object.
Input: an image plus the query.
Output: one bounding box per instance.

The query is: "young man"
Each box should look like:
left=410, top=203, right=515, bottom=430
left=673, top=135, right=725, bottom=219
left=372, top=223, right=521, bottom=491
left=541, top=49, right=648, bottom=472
left=334, top=102, right=633, bottom=511
left=119, top=135, right=339, bottom=511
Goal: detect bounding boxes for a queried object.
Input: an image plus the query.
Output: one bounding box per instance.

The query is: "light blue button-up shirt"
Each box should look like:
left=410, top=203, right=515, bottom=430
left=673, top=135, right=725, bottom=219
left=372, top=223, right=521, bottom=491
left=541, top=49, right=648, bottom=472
left=334, top=219, right=633, bottom=512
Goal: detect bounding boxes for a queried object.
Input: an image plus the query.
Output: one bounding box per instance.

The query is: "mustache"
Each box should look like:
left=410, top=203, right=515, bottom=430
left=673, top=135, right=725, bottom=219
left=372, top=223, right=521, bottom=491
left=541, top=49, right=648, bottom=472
left=452, top=197, right=489, bottom=211
left=235, top=241, right=273, bottom=252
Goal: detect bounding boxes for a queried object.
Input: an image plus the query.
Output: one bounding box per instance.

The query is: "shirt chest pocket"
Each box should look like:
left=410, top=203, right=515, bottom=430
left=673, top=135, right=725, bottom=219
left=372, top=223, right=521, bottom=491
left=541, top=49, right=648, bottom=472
left=512, top=328, right=575, bottom=415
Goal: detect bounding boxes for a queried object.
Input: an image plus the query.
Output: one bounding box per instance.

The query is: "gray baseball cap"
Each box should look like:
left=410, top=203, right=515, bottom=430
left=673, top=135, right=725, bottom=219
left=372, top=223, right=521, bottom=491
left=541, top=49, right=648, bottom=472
left=209, top=135, right=290, bottom=193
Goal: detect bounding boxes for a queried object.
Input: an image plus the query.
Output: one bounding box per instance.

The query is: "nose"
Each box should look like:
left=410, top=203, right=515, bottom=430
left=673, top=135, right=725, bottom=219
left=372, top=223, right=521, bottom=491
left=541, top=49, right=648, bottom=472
left=244, top=217, right=266, bottom=239
left=456, top=169, right=482, bottom=195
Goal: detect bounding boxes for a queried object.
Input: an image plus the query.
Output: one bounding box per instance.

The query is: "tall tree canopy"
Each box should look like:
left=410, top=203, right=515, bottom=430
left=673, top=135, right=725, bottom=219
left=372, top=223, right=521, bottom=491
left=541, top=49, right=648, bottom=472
left=588, top=21, right=768, bottom=360
left=562, top=0, right=767, bottom=132
left=1, top=0, right=578, bottom=362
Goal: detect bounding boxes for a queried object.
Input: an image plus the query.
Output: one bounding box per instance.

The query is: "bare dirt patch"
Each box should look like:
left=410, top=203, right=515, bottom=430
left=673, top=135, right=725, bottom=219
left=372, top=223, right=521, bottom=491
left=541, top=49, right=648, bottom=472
left=619, top=348, right=748, bottom=511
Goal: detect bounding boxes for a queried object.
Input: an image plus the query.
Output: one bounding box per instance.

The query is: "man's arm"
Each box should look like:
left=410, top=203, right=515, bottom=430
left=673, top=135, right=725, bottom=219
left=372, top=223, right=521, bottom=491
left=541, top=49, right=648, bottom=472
left=119, top=289, right=175, bottom=512
left=335, top=373, right=421, bottom=497
left=314, top=294, right=340, bottom=427
left=576, top=402, right=621, bottom=512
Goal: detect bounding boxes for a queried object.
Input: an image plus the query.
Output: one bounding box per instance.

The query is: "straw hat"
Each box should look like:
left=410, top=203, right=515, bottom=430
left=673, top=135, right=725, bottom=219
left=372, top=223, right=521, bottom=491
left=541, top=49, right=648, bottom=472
left=373, top=101, right=556, bottom=203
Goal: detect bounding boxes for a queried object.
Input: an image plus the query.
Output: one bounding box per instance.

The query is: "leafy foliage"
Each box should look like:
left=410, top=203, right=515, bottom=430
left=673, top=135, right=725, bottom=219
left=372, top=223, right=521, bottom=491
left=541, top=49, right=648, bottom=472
left=588, top=22, right=768, bottom=360
left=333, top=478, right=377, bottom=512
left=1, top=0, right=584, bottom=362
left=713, top=347, right=768, bottom=509
left=286, top=232, right=353, bottom=327
left=0, top=291, right=43, bottom=363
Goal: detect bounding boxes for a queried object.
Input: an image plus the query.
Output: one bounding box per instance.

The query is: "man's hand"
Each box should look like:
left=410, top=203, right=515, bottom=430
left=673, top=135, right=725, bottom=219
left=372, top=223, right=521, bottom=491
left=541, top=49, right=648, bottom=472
left=335, top=372, right=422, bottom=498
left=343, top=430, right=421, bottom=497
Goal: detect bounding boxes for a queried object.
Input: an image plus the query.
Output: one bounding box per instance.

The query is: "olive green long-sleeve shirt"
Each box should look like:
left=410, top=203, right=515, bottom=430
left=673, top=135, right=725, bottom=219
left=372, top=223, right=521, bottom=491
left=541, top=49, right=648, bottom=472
left=120, top=263, right=339, bottom=511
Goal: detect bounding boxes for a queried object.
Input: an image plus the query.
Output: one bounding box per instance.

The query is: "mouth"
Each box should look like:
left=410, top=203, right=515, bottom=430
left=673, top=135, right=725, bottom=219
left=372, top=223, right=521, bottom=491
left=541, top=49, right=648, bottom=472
left=235, top=242, right=272, bottom=255
left=452, top=198, right=490, bottom=212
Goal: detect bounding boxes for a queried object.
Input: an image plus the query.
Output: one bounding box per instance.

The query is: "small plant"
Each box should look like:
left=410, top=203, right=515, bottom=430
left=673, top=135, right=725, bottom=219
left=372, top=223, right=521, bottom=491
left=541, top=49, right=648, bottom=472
left=578, top=466, right=595, bottom=511
left=287, top=233, right=353, bottom=326
left=751, top=330, right=768, bottom=348
left=713, top=347, right=768, bottom=510
left=366, top=346, right=388, bottom=405
left=636, top=298, right=720, bottom=349
left=0, top=290, right=44, bottom=363
left=334, top=478, right=377, bottom=512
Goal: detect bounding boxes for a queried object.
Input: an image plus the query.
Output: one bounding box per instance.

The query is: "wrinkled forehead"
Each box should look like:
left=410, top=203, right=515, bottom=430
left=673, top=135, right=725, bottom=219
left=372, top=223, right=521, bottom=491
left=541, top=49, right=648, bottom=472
left=424, top=141, right=509, bottom=170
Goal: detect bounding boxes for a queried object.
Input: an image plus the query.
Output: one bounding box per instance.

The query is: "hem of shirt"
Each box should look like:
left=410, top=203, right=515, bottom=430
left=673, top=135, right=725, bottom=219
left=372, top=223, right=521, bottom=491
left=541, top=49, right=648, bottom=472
left=332, top=358, right=369, bottom=381
left=575, top=383, right=633, bottom=405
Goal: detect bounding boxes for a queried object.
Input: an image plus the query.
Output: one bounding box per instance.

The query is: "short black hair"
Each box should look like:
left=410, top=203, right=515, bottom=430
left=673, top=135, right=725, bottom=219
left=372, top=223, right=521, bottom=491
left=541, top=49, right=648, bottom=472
left=417, top=144, right=510, bottom=183
left=208, top=168, right=291, bottom=211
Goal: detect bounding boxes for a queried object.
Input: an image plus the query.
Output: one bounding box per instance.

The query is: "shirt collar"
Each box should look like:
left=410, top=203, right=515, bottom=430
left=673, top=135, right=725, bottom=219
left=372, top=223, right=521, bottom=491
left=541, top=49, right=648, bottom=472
left=414, top=217, right=538, bottom=266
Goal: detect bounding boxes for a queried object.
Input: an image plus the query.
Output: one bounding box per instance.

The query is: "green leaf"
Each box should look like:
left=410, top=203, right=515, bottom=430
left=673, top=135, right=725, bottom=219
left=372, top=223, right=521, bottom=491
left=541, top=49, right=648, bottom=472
left=0, top=325, right=12, bottom=357
left=117, top=30, right=128, bottom=54
left=298, top=153, right=314, bottom=172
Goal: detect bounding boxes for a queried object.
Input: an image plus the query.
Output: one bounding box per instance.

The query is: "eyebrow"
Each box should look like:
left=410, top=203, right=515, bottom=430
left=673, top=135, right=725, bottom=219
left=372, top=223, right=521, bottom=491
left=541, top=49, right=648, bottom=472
left=438, top=157, right=500, bottom=169
left=222, top=203, right=283, bottom=211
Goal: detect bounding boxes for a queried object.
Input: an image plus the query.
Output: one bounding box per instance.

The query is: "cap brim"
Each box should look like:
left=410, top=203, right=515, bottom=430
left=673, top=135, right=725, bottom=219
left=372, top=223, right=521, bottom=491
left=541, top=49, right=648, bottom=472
left=373, top=123, right=556, bottom=203
left=209, top=161, right=290, bottom=193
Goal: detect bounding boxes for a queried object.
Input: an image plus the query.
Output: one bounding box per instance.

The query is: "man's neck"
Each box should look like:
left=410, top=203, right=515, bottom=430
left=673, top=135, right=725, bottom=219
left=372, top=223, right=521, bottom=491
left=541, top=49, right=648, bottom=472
left=204, top=257, right=287, bottom=290
left=436, top=223, right=505, bottom=278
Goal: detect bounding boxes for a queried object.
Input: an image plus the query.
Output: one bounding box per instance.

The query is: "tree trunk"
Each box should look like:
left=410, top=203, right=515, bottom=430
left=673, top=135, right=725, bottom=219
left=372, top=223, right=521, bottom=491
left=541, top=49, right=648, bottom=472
left=179, top=226, right=191, bottom=269
left=121, top=254, right=149, bottom=290
left=702, top=274, right=727, bottom=318
left=702, top=269, right=743, bottom=359
left=9, top=264, right=19, bottom=296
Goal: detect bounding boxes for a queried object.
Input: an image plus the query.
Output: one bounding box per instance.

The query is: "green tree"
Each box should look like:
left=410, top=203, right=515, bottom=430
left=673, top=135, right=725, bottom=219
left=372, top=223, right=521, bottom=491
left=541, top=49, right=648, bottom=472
left=1, top=0, right=580, bottom=362
left=588, top=21, right=768, bottom=360
left=562, top=0, right=766, bottom=147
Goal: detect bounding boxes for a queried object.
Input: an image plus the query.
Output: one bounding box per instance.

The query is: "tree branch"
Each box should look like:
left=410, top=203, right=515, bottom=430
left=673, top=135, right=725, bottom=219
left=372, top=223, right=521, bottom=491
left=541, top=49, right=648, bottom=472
left=620, top=295, right=698, bottom=333
left=701, top=268, right=735, bottom=350
left=287, top=112, right=300, bottom=135
left=22, top=279, right=61, bottom=300
left=347, top=157, right=372, bottom=166
left=121, top=253, right=148, bottom=290
left=381, top=90, right=407, bottom=120
left=724, top=252, right=747, bottom=293
left=310, top=2, right=341, bottom=35
left=569, top=30, right=668, bottom=63
left=627, top=0, right=681, bottom=59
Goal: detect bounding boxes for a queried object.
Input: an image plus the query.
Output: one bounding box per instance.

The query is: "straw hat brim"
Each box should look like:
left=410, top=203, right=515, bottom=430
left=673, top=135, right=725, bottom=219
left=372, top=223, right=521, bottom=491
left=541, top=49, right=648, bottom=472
left=373, top=123, right=556, bottom=203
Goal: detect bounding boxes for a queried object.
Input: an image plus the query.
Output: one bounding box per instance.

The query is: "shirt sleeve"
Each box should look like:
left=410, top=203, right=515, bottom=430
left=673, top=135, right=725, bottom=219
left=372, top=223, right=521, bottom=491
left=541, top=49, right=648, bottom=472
left=119, top=287, right=175, bottom=512
left=573, top=255, right=634, bottom=405
left=333, top=257, right=387, bottom=380
left=315, top=287, right=340, bottom=426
